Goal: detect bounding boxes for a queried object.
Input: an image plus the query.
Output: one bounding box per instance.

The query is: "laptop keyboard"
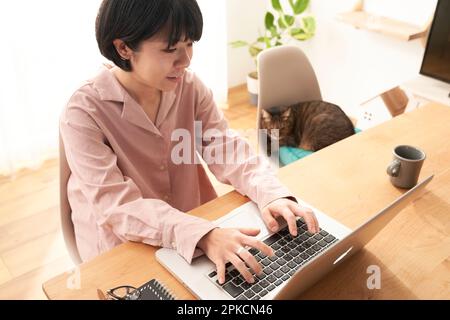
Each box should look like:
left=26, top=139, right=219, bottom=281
left=207, top=218, right=338, bottom=300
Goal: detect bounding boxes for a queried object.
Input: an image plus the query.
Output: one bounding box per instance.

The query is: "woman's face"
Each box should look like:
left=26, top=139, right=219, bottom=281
left=128, top=32, right=193, bottom=92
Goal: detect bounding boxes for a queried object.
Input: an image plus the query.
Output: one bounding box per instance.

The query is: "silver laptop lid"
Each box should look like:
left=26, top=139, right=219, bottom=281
left=273, top=175, right=434, bottom=299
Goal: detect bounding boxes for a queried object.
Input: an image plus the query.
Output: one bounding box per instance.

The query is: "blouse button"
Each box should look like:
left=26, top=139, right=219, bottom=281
left=160, top=165, right=166, bottom=171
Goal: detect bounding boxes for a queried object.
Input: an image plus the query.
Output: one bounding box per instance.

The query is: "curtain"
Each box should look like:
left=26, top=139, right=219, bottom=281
left=0, top=0, right=104, bottom=176
left=0, top=0, right=228, bottom=177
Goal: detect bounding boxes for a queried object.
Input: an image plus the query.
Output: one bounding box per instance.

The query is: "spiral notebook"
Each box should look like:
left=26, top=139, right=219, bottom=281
left=136, top=278, right=176, bottom=300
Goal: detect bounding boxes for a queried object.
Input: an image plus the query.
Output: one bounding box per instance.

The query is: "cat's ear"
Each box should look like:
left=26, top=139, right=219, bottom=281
left=261, top=110, right=271, bottom=121
left=281, top=107, right=292, bottom=119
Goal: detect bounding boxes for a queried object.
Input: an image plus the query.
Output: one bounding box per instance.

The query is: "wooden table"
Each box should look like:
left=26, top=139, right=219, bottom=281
left=43, top=103, right=450, bottom=300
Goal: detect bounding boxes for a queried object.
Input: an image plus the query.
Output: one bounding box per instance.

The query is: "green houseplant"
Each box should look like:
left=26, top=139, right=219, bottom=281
left=230, top=0, right=316, bottom=105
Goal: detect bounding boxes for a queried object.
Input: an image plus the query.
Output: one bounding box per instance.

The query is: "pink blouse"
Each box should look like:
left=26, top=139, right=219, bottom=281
left=60, top=66, right=294, bottom=263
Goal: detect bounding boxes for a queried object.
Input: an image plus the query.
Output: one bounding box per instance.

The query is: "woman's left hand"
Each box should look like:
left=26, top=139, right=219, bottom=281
left=261, top=198, right=320, bottom=236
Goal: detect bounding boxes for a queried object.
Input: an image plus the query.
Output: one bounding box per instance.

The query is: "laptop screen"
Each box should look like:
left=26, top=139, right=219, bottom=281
left=420, top=0, right=450, bottom=84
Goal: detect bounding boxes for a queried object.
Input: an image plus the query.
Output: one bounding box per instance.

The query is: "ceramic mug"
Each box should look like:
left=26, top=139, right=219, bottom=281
left=387, top=145, right=426, bottom=189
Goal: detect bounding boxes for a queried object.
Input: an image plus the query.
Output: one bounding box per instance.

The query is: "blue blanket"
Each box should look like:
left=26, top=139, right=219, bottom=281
left=279, top=128, right=362, bottom=166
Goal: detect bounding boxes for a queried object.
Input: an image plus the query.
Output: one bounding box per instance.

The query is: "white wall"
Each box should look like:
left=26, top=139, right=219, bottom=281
left=363, top=0, right=436, bottom=26
left=292, top=18, right=426, bottom=116
left=303, top=0, right=437, bottom=116
left=226, top=0, right=355, bottom=88
left=226, top=0, right=267, bottom=88
left=226, top=0, right=438, bottom=117
left=191, top=0, right=228, bottom=104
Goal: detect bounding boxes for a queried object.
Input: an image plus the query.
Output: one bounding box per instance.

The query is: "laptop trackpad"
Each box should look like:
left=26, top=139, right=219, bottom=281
left=214, top=202, right=270, bottom=240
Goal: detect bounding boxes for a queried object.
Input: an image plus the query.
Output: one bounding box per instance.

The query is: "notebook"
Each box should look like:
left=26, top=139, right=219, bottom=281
left=136, top=279, right=176, bottom=300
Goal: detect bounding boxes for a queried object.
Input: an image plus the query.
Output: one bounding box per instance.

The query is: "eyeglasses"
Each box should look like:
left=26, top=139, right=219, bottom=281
left=98, top=286, right=141, bottom=300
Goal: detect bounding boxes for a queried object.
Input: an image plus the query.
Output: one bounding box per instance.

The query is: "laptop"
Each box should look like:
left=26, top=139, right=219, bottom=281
left=156, top=175, right=433, bottom=300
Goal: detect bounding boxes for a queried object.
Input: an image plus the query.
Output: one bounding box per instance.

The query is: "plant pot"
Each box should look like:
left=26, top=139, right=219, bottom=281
left=247, top=71, right=259, bottom=106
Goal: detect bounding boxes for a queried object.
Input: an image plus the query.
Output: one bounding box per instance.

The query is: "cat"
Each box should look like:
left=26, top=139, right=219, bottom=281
left=260, top=100, right=355, bottom=152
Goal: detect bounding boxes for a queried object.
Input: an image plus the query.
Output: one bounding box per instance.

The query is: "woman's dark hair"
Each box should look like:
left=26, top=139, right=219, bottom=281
left=96, top=0, right=203, bottom=71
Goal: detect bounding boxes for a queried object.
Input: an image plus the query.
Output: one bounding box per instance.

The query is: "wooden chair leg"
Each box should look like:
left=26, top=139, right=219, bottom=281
left=381, top=86, right=409, bottom=117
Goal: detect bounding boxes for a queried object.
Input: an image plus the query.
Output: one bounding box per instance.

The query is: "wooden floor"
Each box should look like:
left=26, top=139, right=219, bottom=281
left=0, top=84, right=257, bottom=299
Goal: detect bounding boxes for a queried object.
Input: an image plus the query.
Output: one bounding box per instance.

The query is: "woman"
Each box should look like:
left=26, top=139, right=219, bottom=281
left=60, top=0, right=319, bottom=284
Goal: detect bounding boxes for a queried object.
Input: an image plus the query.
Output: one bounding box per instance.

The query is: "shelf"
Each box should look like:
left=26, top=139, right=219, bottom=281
left=337, top=11, right=428, bottom=41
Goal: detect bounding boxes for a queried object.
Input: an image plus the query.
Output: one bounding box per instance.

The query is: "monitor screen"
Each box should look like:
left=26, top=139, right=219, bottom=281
left=420, top=0, right=450, bottom=84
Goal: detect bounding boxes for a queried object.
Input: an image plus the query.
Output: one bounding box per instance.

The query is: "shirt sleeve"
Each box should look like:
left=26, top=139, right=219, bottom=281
left=193, top=74, right=296, bottom=211
left=60, top=102, right=215, bottom=264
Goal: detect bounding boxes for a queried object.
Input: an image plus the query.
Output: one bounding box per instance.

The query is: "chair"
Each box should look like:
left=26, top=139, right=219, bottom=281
left=59, top=134, right=82, bottom=265
left=256, top=46, right=322, bottom=166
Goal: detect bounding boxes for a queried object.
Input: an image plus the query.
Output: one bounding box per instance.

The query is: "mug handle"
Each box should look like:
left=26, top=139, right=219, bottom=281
left=386, top=159, right=401, bottom=177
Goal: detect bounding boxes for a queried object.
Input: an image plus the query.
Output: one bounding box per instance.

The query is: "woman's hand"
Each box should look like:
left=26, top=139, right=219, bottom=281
left=261, top=198, right=320, bottom=236
left=197, top=228, right=274, bottom=284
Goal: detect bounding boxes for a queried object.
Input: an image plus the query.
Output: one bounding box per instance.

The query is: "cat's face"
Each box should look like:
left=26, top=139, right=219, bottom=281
left=260, top=107, right=295, bottom=145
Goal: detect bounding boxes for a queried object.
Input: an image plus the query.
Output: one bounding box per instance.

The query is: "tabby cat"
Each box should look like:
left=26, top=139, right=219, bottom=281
left=260, top=101, right=355, bottom=152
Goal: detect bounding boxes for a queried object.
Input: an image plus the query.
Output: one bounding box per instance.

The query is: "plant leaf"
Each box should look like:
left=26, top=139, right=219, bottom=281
left=290, top=28, right=303, bottom=35
left=249, top=45, right=263, bottom=57
left=265, top=12, right=275, bottom=30
left=294, top=0, right=309, bottom=15
left=278, top=15, right=295, bottom=29
left=290, top=28, right=310, bottom=40
left=293, top=32, right=310, bottom=41
left=271, top=0, right=283, bottom=12
left=269, top=26, right=279, bottom=38
left=288, top=0, right=296, bottom=12
left=303, top=16, right=316, bottom=34
left=229, top=40, right=249, bottom=48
